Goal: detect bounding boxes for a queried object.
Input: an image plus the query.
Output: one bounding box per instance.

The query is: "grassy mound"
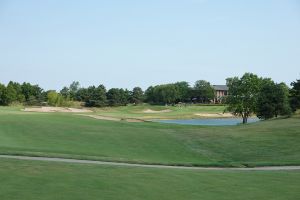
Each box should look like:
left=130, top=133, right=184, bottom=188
left=0, top=106, right=299, bottom=167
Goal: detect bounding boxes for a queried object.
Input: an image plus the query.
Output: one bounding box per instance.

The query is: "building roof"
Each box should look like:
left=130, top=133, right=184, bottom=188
left=213, top=85, right=228, bottom=91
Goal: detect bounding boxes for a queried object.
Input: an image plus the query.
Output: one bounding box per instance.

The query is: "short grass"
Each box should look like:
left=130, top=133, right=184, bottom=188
left=0, top=106, right=299, bottom=167
left=0, top=158, right=299, bottom=200
left=91, top=104, right=226, bottom=119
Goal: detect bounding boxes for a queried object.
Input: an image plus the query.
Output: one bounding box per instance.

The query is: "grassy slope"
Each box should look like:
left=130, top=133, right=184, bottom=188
left=0, top=107, right=299, bottom=166
left=0, top=158, right=299, bottom=200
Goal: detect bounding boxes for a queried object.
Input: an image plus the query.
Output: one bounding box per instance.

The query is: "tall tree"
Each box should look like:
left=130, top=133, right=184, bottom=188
left=69, top=81, right=80, bottom=100
left=193, top=80, right=215, bottom=103
left=145, top=86, right=155, bottom=103
left=226, top=73, right=262, bottom=123
left=0, top=84, right=7, bottom=105
left=273, top=83, right=291, bottom=117
left=174, top=81, right=191, bottom=102
left=60, top=87, right=70, bottom=99
left=85, top=85, right=107, bottom=107
left=257, top=79, right=291, bottom=119
left=290, top=79, right=300, bottom=112
left=107, top=88, right=122, bottom=106
left=5, top=84, right=17, bottom=104
left=152, top=84, right=179, bottom=104
left=21, top=82, right=43, bottom=104
left=130, top=87, right=144, bottom=104
left=8, top=81, right=25, bottom=102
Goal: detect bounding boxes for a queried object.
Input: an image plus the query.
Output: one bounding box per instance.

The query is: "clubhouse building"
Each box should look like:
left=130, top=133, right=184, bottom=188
left=213, top=85, right=228, bottom=103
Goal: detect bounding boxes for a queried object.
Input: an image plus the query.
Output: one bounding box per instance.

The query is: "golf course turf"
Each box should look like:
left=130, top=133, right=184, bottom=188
left=0, top=158, right=300, bottom=200
left=0, top=106, right=300, bottom=200
left=0, top=106, right=299, bottom=167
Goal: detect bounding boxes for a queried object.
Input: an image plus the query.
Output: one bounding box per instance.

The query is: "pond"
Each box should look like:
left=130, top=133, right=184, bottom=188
left=156, top=118, right=260, bottom=126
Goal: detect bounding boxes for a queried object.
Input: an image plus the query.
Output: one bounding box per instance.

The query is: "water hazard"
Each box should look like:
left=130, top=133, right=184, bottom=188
left=156, top=118, right=259, bottom=126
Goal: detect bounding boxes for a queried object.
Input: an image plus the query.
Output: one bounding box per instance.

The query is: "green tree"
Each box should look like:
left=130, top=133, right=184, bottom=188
left=21, top=82, right=43, bottom=105
left=193, top=80, right=215, bottom=103
left=69, top=81, right=80, bottom=100
left=47, top=91, right=60, bottom=106
left=153, top=84, right=179, bottom=104
left=290, top=79, right=300, bottom=112
left=0, top=84, right=7, bottom=105
left=6, top=84, right=17, bottom=104
left=107, top=88, right=122, bottom=106
left=226, top=73, right=262, bottom=123
left=274, top=83, right=291, bottom=117
left=106, top=88, right=128, bottom=106
left=76, top=88, right=88, bottom=102
left=8, top=81, right=25, bottom=102
left=85, top=85, right=107, bottom=107
left=145, top=86, right=155, bottom=103
left=174, top=81, right=191, bottom=102
left=47, top=90, right=69, bottom=107
left=60, top=87, right=70, bottom=98
left=257, top=79, right=291, bottom=119
left=130, top=87, right=144, bottom=104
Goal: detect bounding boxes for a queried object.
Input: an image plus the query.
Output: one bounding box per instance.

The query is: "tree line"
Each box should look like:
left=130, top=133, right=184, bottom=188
left=0, top=75, right=300, bottom=123
left=0, top=80, right=217, bottom=107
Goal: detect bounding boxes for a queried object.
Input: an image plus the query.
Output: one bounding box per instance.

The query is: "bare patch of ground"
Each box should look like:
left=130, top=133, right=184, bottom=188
left=23, top=107, right=92, bottom=113
left=143, top=109, right=172, bottom=113
left=194, top=113, right=234, bottom=118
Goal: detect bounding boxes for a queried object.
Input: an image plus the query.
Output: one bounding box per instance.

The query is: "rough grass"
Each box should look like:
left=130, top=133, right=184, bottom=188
left=0, top=158, right=299, bottom=200
left=0, top=107, right=299, bottom=167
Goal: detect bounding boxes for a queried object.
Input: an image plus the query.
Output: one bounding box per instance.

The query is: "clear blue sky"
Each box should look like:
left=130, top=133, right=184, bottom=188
left=0, top=0, right=299, bottom=90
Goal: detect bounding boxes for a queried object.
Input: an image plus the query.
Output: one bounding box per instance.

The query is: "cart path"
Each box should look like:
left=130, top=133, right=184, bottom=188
left=1, top=155, right=300, bottom=171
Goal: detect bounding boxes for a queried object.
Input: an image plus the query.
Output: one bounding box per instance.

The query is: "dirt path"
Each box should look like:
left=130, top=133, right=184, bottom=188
left=1, top=155, right=299, bottom=171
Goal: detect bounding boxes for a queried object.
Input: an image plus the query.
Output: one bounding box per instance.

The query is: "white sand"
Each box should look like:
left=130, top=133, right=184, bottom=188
left=23, top=107, right=92, bottom=113
left=143, top=109, right=172, bottom=113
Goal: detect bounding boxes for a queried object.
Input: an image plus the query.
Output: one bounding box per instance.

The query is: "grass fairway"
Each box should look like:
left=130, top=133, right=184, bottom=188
left=0, top=106, right=300, bottom=166
left=0, top=158, right=299, bottom=200
left=92, top=104, right=226, bottom=119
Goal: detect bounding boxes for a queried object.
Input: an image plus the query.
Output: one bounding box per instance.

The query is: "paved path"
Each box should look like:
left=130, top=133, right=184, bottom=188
left=1, top=155, right=300, bottom=171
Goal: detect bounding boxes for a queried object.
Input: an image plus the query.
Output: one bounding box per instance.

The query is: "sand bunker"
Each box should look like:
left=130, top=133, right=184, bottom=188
left=143, top=109, right=172, bottom=114
left=194, top=113, right=234, bottom=118
left=79, top=114, right=145, bottom=123
left=23, top=107, right=92, bottom=113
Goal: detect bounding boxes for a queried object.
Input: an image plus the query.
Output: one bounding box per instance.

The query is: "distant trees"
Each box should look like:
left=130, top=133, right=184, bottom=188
left=0, top=83, right=7, bottom=105
left=290, top=79, right=300, bottom=112
left=21, top=82, right=44, bottom=105
left=144, top=80, right=215, bottom=104
left=1, top=76, right=299, bottom=120
left=130, top=87, right=144, bottom=104
left=192, top=80, right=215, bottom=103
left=256, top=79, right=291, bottom=119
left=0, top=82, right=44, bottom=106
left=85, top=85, right=107, bottom=107
left=69, top=81, right=80, bottom=100
left=47, top=91, right=63, bottom=106
left=149, top=84, right=179, bottom=104
left=107, top=88, right=129, bottom=106
left=174, top=81, right=190, bottom=102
